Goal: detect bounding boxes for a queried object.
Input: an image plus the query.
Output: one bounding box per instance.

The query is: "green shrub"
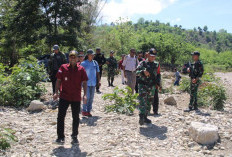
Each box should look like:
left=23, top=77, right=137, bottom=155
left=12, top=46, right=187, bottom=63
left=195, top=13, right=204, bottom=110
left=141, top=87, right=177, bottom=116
left=179, top=77, right=191, bottom=93
left=198, top=83, right=226, bottom=110
left=0, top=56, right=47, bottom=107
left=0, top=127, right=18, bottom=150
left=102, top=86, right=139, bottom=115
left=179, top=74, right=227, bottom=110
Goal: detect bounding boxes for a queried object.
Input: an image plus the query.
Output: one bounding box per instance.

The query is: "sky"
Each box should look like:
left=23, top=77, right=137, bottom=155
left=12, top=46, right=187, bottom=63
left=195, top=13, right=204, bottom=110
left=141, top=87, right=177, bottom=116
left=100, top=0, right=232, bottom=33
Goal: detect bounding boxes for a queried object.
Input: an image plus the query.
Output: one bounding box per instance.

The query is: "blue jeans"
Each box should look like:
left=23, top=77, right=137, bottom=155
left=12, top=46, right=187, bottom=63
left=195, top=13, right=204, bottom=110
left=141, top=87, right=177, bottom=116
left=174, top=80, right=180, bottom=86
left=83, top=86, right=95, bottom=112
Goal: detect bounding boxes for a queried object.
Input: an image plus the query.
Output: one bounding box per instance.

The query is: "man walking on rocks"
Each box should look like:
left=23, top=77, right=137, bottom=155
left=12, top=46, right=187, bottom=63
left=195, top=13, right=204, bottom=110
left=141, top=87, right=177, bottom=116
left=152, top=48, right=162, bottom=115
left=123, top=48, right=139, bottom=93
left=94, top=47, right=106, bottom=93
left=106, top=51, right=118, bottom=87
left=118, top=54, right=126, bottom=84
left=53, top=51, right=88, bottom=144
left=81, top=49, right=101, bottom=117
left=184, top=51, right=204, bottom=112
left=136, top=49, right=160, bottom=125
left=48, top=45, right=67, bottom=94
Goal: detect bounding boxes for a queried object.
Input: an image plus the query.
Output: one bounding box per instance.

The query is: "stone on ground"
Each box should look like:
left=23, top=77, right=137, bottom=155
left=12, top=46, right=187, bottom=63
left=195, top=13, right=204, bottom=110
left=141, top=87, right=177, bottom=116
left=189, top=122, right=219, bottom=145
left=26, top=100, right=45, bottom=111
left=164, top=96, right=177, bottom=106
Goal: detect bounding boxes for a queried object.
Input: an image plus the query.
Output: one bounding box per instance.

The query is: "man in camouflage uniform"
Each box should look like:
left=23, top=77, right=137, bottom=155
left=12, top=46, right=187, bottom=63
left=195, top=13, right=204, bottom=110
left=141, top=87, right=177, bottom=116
left=106, top=51, right=118, bottom=87
left=184, top=51, right=204, bottom=112
left=136, top=49, right=160, bottom=125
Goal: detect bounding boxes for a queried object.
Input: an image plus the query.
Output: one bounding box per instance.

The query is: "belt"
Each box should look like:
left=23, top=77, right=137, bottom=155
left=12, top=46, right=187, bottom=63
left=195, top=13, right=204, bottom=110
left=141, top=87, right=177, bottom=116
left=125, top=70, right=136, bottom=73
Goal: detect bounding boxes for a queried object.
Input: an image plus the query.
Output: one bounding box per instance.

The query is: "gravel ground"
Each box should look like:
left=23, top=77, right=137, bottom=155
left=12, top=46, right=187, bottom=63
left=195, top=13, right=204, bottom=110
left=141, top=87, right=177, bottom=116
left=1, top=72, right=232, bottom=157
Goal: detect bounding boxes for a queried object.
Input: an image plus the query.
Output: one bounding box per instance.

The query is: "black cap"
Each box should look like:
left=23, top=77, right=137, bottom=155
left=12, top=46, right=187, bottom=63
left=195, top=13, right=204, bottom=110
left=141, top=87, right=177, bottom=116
left=149, top=48, right=157, bottom=56
left=191, top=51, right=200, bottom=56
left=87, top=49, right=95, bottom=55
left=96, top=47, right=101, bottom=51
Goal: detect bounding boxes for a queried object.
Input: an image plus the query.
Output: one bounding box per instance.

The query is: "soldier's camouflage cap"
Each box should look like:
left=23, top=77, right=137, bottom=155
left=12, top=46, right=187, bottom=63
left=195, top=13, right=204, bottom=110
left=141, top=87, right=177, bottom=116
left=149, top=48, right=157, bottom=56
left=110, top=50, right=115, bottom=54
left=191, top=51, right=200, bottom=56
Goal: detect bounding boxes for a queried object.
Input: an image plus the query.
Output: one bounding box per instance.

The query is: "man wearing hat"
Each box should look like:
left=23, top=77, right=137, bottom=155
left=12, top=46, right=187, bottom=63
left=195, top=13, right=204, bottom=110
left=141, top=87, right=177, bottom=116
left=81, top=49, right=100, bottom=117
left=136, top=49, right=160, bottom=125
left=48, top=45, right=67, bottom=94
left=94, top=47, right=106, bottom=93
left=106, top=51, right=118, bottom=87
left=151, top=48, right=162, bottom=116
left=77, top=50, right=85, bottom=65
left=184, top=51, right=204, bottom=112
left=53, top=50, right=88, bottom=144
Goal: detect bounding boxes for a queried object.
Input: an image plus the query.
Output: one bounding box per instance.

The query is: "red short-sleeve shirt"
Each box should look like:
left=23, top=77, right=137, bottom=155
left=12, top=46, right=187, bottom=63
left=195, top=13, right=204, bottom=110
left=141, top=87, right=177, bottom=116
left=56, top=63, right=88, bottom=102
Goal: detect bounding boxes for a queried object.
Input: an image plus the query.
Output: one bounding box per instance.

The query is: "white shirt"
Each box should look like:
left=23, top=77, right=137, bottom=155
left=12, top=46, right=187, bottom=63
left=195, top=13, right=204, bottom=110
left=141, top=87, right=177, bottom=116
left=122, top=55, right=139, bottom=72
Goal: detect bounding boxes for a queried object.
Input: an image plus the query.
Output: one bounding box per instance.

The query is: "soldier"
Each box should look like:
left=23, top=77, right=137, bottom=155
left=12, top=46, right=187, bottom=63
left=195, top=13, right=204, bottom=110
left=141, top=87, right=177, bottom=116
left=48, top=45, right=67, bottom=94
left=184, top=51, right=204, bottom=112
left=152, top=48, right=162, bottom=115
left=94, top=47, right=106, bottom=93
left=136, top=49, right=160, bottom=125
left=106, top=51, right=118, bottom=87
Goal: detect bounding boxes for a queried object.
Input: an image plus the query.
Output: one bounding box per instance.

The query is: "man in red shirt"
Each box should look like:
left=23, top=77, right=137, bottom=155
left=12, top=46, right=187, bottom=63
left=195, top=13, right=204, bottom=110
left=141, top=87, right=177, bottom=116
left=118, top=54, right=126, bottom=84
left=53, top=51, right=88, bottom=144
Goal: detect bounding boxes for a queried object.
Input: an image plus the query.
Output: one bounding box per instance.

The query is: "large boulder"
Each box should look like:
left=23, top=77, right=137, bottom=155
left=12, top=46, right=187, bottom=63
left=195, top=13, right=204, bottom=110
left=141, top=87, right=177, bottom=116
left=164, top=96, right=177, bottom=106
left=189, top=122, right=219, bottom=145
left=27, top=100, right=45, bottom=111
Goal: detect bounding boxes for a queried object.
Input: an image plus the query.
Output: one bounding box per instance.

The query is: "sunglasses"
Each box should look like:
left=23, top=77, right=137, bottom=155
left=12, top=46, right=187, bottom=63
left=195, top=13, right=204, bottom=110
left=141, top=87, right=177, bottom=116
left=69, top=56, right=77, bottom=59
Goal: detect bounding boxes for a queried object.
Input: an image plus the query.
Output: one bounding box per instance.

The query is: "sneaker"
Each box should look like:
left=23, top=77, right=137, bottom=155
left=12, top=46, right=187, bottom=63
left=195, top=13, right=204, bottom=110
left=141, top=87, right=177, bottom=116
left=82, top=111, right=88, bottom=116
left=87, top=112, right=92, bottom=117
left=184, top=108, right=194, bottom=112
left=54, top=138, right=65, bottom=144
left=153, top=112, right=159, bottom=115
left=71, top=137, right=79, bottom=144
left=96, top=90, right=101, bottom=94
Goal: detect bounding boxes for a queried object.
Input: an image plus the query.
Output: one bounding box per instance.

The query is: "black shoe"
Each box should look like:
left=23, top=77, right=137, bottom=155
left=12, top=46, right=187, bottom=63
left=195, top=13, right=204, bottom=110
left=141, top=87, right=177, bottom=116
left=96, top=90, right=101, bottom=94
left=144, top=114, right=152, bottom=124
left=139, top=114, right=145, bottom=125
left=71, top=137, right=79, bottom=144
left=54, top=138, right=65, bottom=144
left=153, top=112, right=160, bottom=116
left=111, top=84, right=115, bottom=87
left=184, top=107, right=194, bottom=112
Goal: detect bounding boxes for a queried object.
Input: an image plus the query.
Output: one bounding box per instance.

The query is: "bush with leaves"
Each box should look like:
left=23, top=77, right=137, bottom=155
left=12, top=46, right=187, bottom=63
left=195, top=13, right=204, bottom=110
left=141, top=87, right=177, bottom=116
left=179, top=73, right=227, bottom=110
left=0, top=127, right=18, bottom=150
left=102, top=86, right=139, bottom=115
left=0, top=56, right=47, bottom=107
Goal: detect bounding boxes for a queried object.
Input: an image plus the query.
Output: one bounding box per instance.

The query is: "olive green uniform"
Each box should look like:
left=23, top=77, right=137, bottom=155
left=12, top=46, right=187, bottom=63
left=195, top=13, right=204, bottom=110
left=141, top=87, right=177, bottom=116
left=189, top=60, right=204, bottom=109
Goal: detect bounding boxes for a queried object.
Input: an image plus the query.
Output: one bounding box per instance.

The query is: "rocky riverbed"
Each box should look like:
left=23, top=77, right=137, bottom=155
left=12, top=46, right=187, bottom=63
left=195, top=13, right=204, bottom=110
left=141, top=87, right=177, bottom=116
left=1, top=72, right=232, bottom=157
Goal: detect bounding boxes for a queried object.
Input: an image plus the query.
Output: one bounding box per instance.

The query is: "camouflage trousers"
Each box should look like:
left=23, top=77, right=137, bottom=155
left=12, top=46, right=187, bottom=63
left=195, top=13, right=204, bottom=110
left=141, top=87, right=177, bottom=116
left=138, top=84, right=156, bottom=115
left=107, top=70, right=116, bottom=81
left=189, top=81, right=200, bottom=109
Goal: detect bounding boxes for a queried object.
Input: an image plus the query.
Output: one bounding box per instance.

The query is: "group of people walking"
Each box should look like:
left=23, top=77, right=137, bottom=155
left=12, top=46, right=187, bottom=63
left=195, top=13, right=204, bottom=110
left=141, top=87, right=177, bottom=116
left=48, top=44, right=204, bottom=144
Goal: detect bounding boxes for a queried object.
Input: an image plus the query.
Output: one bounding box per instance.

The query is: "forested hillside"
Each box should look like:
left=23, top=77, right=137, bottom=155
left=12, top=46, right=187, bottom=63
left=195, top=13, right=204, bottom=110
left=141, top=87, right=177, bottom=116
left=1, top=1, right=232, bottom=70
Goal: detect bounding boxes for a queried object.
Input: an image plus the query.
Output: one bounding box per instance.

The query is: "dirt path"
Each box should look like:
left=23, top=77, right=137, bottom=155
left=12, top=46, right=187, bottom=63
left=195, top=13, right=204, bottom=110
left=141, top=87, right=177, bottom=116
left=1, top=73, right=232, bottom=157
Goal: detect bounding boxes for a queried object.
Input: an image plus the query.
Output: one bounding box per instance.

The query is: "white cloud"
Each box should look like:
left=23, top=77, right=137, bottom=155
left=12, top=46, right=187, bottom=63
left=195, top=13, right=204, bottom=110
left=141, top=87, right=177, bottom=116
left=100, top=0, right=178, bottom=23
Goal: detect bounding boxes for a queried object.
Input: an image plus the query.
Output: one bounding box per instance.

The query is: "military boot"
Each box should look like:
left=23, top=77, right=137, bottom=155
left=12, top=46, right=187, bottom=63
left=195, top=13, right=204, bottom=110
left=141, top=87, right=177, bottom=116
left=111, top=78, right=115, bottom=87
left=144, top=114, right=152, bottom=124
left=139, top=114, right=145, bottom=125
left=108, top=80, right=111, bottom=87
